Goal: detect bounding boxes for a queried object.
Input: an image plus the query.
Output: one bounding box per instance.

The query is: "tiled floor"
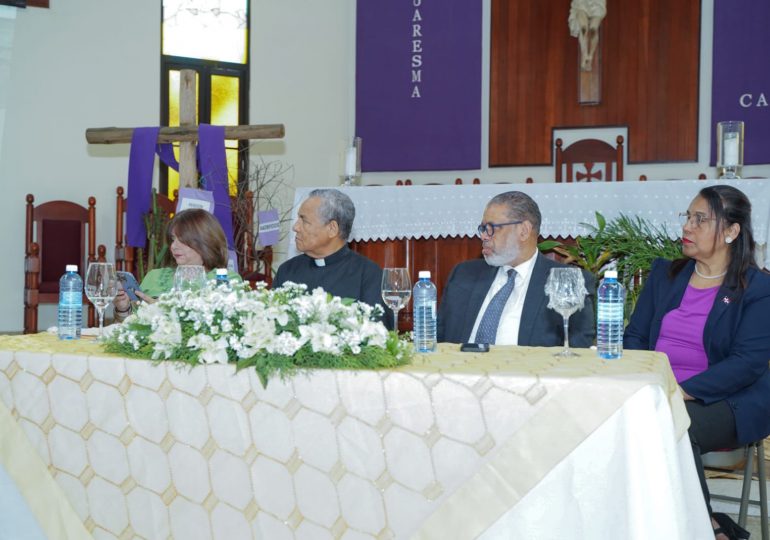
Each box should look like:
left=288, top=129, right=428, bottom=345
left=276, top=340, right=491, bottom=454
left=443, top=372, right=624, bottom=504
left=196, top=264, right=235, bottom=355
left=708, top=477, right=768, bottom=538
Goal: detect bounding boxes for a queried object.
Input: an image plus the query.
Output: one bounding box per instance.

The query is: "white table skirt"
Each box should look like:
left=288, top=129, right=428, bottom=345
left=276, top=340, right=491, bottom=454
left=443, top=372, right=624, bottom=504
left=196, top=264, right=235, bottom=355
left=289, top=179, right=770, bottom=268
left=0, top=337, right=710, bottom=539
left=481, top=385, right=712, bottom=539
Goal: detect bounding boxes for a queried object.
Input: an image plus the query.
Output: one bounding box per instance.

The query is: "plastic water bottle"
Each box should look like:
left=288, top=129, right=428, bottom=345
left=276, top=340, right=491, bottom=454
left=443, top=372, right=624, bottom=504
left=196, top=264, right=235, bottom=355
left=413, top=270, right=437, bottom=353
left=597, top=270, right=624, bottom=359
left=57, top=265, right=82, bottom=340
left=215, top=268, right=229, bottom=287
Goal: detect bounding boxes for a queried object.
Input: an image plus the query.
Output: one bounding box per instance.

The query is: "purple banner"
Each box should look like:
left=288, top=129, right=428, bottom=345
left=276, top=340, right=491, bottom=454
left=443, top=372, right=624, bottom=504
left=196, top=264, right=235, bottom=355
left=356, top=0, right=481, bottom=172
left=711, top=0, right=770, bottom=165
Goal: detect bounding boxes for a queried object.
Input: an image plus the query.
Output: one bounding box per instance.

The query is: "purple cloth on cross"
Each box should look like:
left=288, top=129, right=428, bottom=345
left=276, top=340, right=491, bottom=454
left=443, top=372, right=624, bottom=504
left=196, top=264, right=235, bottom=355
left=126, top=128, right=160, bottom=247
left=197, top=124, right=235, bottom=249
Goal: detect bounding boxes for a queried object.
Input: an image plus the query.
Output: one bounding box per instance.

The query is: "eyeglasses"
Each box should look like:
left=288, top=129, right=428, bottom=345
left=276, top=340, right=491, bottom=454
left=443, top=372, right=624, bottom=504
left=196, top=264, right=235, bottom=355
left=678, top=212, right=716, bottom=228
left=477, top=220, right=523, bottom=237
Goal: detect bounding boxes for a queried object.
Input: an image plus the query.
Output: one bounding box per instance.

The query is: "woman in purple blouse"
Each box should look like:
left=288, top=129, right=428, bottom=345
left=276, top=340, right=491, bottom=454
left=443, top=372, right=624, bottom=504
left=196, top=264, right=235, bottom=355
left=625, top=185, right=770, bottom=540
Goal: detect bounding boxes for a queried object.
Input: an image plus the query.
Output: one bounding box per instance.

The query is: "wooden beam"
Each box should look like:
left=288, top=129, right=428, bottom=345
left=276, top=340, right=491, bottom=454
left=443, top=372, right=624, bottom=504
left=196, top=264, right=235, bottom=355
left=179, top=69, right=198, bottom=188
left=85, top=124, right=285, bottom=145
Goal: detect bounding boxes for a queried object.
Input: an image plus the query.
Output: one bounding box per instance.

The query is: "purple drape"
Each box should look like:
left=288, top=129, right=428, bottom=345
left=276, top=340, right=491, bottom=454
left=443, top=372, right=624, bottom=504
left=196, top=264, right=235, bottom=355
left=126, top=128, right=159, bottom=247
left=198, top=124, right=235, bottom=249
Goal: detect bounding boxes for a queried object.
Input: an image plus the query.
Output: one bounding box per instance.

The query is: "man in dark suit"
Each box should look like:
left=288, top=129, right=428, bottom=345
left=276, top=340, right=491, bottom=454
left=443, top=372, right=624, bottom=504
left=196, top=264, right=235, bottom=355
left=437, top=191, right=595, bottom=347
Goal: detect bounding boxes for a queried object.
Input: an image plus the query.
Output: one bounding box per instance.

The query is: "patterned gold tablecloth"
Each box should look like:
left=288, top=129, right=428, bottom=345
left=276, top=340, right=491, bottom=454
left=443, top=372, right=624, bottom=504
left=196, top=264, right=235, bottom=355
left=0, top=334, right=687, bottom=539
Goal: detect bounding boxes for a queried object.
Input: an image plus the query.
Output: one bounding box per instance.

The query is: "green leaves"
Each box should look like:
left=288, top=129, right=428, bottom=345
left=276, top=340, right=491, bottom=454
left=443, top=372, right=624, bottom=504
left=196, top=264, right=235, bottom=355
left=233, top=330, right=412, bottom=388
left=539, top=212, right=681, bottom=319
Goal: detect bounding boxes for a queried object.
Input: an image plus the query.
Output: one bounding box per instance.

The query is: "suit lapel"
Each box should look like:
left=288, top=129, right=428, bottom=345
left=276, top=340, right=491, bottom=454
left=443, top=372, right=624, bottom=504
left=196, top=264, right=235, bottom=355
left=662, top=263, right=692, bottom=314
left=518, top=254, right=549, bottom=344
left=463, top=264, right=498, bottom=341
left=703, top=281, right=742, bottom=354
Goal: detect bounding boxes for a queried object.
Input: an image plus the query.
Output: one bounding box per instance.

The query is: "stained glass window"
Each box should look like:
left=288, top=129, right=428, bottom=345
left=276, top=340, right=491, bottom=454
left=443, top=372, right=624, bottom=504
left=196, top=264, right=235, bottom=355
left=160, top=1, right=249, bottom=197
left=162, top=0, right=248, bottom=64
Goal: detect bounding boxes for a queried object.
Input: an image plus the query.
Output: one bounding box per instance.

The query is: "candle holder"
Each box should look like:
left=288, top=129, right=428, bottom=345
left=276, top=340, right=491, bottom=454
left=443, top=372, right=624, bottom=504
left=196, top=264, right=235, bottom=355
left=342, top=136, right=362, bottom=186
left=716, top=121, right=744, bottom=179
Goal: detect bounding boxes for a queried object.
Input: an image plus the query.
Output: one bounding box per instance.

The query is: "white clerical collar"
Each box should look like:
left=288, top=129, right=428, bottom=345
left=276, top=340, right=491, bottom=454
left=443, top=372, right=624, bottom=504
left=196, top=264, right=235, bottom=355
left=310, top=245, right=349, bottom=268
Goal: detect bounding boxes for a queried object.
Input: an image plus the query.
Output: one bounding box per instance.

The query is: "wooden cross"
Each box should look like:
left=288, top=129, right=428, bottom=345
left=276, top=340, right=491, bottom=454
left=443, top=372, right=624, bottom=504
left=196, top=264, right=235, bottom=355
left=85, top=69, right=285, bottom=188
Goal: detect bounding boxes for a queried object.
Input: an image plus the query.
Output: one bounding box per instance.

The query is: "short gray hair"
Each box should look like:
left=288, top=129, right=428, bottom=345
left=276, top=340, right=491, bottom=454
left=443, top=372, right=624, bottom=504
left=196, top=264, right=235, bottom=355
left=487, top=191, right=542, bottom=234
left=308, top=189, right=356, bottom=240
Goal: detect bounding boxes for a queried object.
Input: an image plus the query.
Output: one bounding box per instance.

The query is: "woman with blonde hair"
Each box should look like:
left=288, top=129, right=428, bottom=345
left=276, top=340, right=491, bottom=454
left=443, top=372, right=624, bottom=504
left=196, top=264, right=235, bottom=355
left=113, top=209, right=239, bottom=319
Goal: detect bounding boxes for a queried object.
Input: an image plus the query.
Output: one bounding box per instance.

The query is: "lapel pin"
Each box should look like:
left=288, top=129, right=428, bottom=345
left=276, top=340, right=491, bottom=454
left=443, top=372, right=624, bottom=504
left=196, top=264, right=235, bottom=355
left=722, top=296, right=731, bottom=304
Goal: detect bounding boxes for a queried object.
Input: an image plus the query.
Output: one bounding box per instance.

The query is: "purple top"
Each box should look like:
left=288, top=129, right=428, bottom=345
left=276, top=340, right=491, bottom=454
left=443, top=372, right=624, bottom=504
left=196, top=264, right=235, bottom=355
left=655, top=285, right=720, bottom=383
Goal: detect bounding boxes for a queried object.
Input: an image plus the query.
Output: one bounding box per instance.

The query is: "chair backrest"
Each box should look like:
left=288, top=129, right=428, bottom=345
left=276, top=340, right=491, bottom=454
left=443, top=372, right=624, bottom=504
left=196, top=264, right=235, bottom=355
left=26, top=194, right=96, bottom=293
left=555, top=135, right=625, bottom=182
left=24, top=193, right=101, bottom=333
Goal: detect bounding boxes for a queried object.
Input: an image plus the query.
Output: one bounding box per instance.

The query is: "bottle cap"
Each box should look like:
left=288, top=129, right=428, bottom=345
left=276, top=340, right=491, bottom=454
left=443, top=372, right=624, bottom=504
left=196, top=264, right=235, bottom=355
left=604, top=270, right=618, bottom=278
left=418, top=270, right=431, bottom=279
left=216, top=268, right=228, bottom=276
left=66, top=264, right=78, bottom=272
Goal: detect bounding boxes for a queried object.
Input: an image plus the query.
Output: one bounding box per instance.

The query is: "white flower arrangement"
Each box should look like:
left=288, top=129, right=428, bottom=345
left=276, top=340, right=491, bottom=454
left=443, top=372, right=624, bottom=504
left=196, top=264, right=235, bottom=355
left=104, top=281, right=412, bottom=385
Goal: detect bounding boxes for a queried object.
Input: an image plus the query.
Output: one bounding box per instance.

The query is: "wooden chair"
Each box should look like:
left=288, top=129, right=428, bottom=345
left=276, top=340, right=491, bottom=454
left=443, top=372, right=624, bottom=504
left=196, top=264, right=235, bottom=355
left=115, top=186, right=177, bottom=276
left=24, top=194, right=105, bottom=334
left=555, top=135, right=625, bottom=182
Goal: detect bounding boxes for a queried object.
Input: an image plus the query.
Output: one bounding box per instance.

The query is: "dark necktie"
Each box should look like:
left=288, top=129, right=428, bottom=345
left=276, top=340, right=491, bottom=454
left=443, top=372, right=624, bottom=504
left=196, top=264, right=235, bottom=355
left=475, top=269, right=517, bottom=344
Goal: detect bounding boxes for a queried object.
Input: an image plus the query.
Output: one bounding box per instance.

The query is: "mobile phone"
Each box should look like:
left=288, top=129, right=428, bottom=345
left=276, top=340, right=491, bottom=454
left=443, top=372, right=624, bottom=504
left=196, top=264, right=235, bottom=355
left=460, top=342, right=490, bottom=353
left=117, top=271, right=143, bottom=302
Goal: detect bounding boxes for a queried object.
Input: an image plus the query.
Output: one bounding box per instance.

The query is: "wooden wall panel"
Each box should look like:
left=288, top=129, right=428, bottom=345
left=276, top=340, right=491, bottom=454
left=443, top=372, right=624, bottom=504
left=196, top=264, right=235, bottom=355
left=490, top=0, right=700, bottom=166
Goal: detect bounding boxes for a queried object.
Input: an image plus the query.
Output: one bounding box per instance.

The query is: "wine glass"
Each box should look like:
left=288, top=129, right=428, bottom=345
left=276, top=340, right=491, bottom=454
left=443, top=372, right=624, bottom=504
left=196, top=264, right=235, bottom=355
left=381, top=268, right=411, bottom=332
left=84, top=262, right=119, bottom=337
left=545, top=267, right=588, bottom=357
left=173, top=265, right=207, bottom=291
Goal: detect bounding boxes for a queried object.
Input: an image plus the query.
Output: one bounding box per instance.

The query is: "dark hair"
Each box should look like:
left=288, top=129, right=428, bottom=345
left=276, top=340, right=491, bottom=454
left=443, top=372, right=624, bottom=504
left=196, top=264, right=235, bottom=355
left=166, top=209, right=229, bottom=270
left=308, top=188, right=356, bottom=240
left=487, top=191, right=542, bottom=234
left=671, top=185, right=756, bottom=290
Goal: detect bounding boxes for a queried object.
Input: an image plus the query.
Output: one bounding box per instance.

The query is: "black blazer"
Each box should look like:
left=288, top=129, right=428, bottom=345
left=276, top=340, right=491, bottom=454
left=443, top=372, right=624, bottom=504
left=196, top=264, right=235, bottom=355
left=625, top=258, right=770, bottom=444
left=437, top=253, right=596, bottom=348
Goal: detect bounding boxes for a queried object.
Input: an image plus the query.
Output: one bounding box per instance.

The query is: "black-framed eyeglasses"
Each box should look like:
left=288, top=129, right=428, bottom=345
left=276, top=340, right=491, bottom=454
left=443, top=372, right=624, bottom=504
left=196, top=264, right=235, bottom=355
left=678, top=212, right=716, bottom=229
left=477, top=220, right=523, bottom=237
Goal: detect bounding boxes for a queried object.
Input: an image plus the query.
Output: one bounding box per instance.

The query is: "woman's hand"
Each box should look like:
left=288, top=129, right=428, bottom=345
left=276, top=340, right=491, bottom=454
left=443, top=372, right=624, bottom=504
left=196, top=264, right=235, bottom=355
left=135, top=289, right=156, bottom=304
left=113, top=285, right=131, bottom=312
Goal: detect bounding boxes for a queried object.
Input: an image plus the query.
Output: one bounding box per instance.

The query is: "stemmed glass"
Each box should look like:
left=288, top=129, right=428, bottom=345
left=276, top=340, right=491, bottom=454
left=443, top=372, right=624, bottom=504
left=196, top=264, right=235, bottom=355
left=381, top=268, right=411, bottom=332
left=545, top=267, right=588, bottom=357
left=174, top=265, right=207, bottom=291
left=84, top=262, right=119, bottom=337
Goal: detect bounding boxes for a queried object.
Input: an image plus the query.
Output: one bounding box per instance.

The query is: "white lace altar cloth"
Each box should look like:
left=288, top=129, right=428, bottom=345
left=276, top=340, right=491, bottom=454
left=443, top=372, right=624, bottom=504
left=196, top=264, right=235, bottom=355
left=289, top=179, right=770, bottom=268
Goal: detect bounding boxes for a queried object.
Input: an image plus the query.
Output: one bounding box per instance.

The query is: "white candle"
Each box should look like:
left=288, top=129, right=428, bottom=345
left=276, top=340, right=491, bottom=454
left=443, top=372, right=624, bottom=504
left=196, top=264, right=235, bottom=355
left=724, top=135, right=739, bottom=166
left=345, top=147, right=357, bottom=177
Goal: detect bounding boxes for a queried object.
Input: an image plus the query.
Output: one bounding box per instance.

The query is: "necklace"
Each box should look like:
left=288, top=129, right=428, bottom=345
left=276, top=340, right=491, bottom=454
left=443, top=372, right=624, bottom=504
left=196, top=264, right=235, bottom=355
left=694, top=264, right=727, bottom=280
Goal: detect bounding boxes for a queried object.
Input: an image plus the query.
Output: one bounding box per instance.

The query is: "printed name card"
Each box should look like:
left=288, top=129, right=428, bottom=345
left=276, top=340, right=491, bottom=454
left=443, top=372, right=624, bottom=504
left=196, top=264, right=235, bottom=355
left=258, top=209, right=280, bottom=246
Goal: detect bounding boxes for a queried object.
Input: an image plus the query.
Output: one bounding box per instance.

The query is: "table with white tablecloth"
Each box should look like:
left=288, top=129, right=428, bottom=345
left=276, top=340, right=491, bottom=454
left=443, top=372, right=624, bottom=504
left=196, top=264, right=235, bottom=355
left=289, top=179, right=770, bottom=268
left=0, top=334, right=711, bottom=539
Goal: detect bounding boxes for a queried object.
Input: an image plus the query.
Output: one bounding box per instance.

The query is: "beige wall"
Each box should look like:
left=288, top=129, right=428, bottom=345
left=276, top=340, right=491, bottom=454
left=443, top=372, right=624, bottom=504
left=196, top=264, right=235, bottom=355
left=0, top=0, right=767, bottom=332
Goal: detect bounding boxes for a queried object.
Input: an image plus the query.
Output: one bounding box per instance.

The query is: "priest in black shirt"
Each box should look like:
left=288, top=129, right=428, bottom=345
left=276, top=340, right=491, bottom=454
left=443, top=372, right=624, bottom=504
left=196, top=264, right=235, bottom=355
left=275, top=189, right=391, bottom=328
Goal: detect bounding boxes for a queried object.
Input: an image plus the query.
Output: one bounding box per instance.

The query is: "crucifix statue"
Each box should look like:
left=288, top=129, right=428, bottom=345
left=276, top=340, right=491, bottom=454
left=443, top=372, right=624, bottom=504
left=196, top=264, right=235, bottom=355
left=568, top=0, right=606, bottom=104
left=85, top=69, right=285, bottom=189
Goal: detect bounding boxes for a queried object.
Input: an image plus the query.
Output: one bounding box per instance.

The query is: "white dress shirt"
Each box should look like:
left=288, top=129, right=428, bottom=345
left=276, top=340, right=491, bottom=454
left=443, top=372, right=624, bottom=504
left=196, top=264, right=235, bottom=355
left=469, top=250, right=538, bottom=345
